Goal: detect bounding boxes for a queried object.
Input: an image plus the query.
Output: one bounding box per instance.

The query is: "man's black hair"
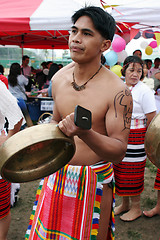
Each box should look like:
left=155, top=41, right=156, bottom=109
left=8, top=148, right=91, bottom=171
left=22, top=55, right=29, bottom=61
left=71, top=6, right=116, bottom=41
left=133, top=49, right=142, bottom=56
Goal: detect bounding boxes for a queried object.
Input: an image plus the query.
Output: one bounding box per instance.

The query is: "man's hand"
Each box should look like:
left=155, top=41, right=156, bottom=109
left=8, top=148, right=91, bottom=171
left=58, top=113, right=86, bottom=137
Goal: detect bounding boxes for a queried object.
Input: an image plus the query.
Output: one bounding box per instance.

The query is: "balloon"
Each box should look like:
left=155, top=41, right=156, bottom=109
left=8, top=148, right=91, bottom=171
left=134, top=31, right=141, bottom=39
left=140, top=41, right=148, bottom=49
left=144, top=29, right=154, bottom=39
left=112, top=37, right=126, bottom=52
left=149, top=41, right=157, bottom=48
left=110, top=65, right=122, bottom=78
left=104, top=51, right=118, bottom=67
left=145, top=46, right=153, bottom=55
left=117, top=50, right=128, bottom=63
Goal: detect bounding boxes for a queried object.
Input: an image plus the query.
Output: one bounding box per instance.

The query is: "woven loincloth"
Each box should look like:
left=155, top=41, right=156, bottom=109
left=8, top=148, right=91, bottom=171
left=0, top=179, right=11, bottom=219
left=25, top=162, right=115, bottom=240
left=114, top=128, right=147, bottom=196
left=154, top=168, right=160, bottom=190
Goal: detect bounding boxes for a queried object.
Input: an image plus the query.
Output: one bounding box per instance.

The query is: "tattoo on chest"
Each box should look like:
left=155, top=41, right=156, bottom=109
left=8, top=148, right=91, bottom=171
left=114, top=88, right=132, bottom=130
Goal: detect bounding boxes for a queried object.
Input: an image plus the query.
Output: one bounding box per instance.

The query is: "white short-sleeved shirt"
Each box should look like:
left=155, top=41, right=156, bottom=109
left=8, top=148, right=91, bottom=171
left=0, top=81, right=24, bottom=131
left=129, top=81, right=157, bottom=127
left=9, top=74, right=28, bottom=100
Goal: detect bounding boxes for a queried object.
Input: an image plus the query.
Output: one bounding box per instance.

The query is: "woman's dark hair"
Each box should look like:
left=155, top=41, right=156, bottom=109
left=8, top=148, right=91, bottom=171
left=8, top=63, right=21, bottom=87
left=0, top=65, right=4, bottom=74
left=121, top=56, right=144, bottom=80
left=47, top=63, right=59, bottom=81
left=71, top=6, right=116, bottom=41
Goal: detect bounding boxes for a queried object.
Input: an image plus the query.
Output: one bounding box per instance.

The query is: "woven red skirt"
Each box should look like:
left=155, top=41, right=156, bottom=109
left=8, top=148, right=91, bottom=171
left=0, top=179, right=11, bottom=219
left=154, top=168, right=160, bottom=190
left=113, top=160, right=146, bottom=196
left=114, top=128, right=146, bottom=196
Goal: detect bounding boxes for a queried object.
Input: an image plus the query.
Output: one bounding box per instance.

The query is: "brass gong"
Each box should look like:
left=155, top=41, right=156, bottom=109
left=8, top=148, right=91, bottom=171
left=0, top=124, right=75, bottom=183
left=145, top=112, right=160, bottom=168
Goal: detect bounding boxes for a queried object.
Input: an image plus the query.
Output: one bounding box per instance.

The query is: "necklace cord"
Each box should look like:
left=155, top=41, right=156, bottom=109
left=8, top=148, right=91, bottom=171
left=71, top=65, right=102, bottom=91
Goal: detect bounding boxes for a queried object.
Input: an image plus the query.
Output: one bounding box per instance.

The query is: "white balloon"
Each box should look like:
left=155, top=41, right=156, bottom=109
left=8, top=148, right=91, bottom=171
left=140, top=41, right=148, bottom=49
left=117, top=50, right=128, bottom=63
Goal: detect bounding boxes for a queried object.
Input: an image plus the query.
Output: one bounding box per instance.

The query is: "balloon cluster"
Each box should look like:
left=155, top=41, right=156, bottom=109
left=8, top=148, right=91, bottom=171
left=104, top=29, right=160, bottom=76
left=140, top=39, right=158, bottom=55
left=139, top=29, right=159, bottom=56
left=104, top=36, right=127, bottom=77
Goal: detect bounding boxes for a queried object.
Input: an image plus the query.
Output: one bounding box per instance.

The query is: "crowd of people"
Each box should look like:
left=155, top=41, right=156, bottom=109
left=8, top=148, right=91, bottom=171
left=0, top=5, right=160, bottom=240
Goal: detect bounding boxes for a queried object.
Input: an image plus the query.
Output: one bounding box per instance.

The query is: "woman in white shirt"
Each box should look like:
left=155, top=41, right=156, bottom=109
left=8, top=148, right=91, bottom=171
left=8, top=63, right=28, bottom=101
left=113, top=56, right=157, bottom=221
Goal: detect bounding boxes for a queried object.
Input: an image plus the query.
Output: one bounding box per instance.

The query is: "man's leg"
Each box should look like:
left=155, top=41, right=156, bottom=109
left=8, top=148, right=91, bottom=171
left=0, top=211, right=11, bottom=240
left=97, top=184, right=112, bottom=240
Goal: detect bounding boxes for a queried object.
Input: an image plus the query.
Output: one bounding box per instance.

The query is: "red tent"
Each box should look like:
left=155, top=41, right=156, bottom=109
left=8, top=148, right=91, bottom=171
left=0, top=0, right=87, bottom=49
left=1, top=0, right=160, bottom=49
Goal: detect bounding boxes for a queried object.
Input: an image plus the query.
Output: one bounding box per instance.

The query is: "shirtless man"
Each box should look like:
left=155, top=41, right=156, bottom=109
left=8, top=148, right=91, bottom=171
left=54, top=6, right=132, bottom=239
left=26, top=6, right=132, bottom=240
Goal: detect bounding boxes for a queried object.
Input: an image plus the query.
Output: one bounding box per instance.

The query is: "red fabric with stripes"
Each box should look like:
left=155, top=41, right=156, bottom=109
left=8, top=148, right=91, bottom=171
left=128, top=128, right=146, bottom=145
left=113, top=160, right=146, bottom=196
left=154, top=168, right=160, bottom=190
left=0, top=179, right=11, bottom=219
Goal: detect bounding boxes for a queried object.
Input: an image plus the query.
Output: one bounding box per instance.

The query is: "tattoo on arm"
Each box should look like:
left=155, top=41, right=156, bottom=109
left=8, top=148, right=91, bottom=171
left=114, top=88, right=132, bottom=130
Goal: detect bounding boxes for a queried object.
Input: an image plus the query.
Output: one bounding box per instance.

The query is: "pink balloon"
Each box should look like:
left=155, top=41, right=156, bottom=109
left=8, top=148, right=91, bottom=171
left=112, top=37, right=126, bottom=52
left=149, top=41, right=157, bottom=48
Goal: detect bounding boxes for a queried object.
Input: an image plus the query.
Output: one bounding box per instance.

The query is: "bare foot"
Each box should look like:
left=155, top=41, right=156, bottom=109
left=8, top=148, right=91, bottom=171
left=143, top=206, right=160, bottom=217
left=114, top=204, right=130, bottom=216
left=120, top=208, right=142, bottom=221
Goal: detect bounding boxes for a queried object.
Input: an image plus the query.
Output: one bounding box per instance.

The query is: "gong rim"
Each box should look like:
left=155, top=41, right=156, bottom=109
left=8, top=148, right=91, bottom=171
left=0, top=124, right=75, bottom=182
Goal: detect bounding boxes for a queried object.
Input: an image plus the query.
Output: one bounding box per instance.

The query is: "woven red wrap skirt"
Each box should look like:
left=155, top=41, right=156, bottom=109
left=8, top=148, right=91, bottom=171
left=0, top=179, right=11, bottom=219
left=154, top=168, right=160, bottom=190
left=114, top=128, right=146, bottom=196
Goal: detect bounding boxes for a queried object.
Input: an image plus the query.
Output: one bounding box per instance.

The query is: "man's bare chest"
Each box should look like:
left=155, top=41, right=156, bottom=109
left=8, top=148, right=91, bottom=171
left=55, top=87, right=109, bottom=124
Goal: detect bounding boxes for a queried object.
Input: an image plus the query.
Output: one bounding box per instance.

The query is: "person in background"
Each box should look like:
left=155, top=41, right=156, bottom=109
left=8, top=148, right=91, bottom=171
left=114, top=56, right=157, bottom=221
left=8, top=63, right=29, bottom=101
left=47, top=63, right=59, bottom=97
left=41, top=61, right=53, bottom=88
left=21, top=55, right=32, bottom=91
left=152, top=71, right=160, bottom=92
left=148, top=57, right=160, bottom=78
left=58, top=63, right=63, bottom=70
left=142, top=60, right=154, bottom=91
left=35, top=61, right=48, bottom=90
left=0, top=64, right=8, bottom=89
left=21, top=55, right=31, bottom=78
left=25, top=6, right=132, bottom=240
left=46, top=61, right=53, bottom=70
left=145, top=59, right=152, bottom=77
left=0, top=80, right=24, bottom=240
left=133, top=49, right=142, bottom=59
